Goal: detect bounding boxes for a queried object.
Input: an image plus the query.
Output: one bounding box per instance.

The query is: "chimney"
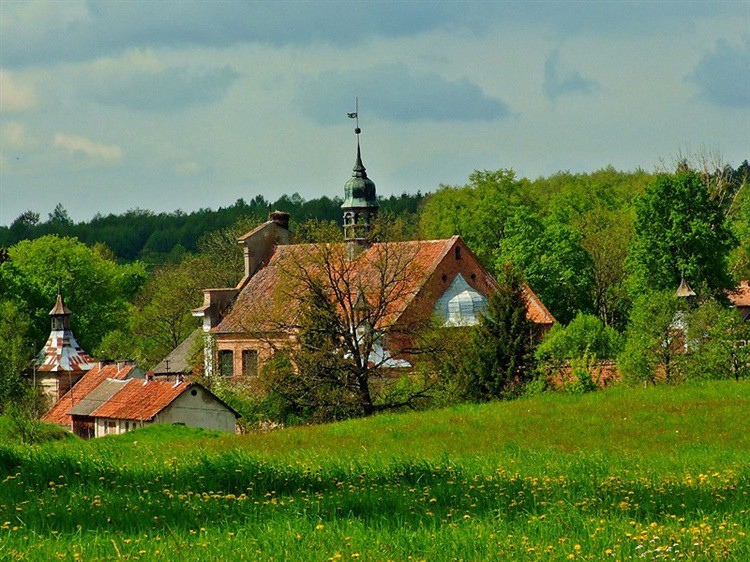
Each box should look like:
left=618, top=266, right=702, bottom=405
left=269, top=211, right=290, bottom=230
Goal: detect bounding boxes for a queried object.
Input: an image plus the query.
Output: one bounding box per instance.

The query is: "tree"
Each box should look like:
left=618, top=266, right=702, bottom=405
left=627, top=171, right=735, bottom=299
left=618, top=290, right=682, bottom=385
left=496, top=208, right=594, bottom=324
left=0, top=300, right=34, bottom=413
left=574, top=206, right=633, bottom=329
left=682, top=299, right=750, bottom=381
left=0, top=235, right=147, bottom=352
left=47, top=203, right=73, bottom=227
left=257, top=226, right=436, bottom=420
left=462, top=264, right=537, bottom=400
left=419, top=169, right=532, bottom=265
left=536, top=312, right=623, bottom=365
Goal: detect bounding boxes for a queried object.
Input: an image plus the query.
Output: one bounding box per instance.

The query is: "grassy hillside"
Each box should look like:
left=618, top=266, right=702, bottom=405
left=1, top=381, right=748, bottom=560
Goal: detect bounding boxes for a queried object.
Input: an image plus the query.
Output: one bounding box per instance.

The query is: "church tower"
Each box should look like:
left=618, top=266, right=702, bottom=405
left=34, top=291, right=96, bottom=403
left=341, top=107, right=378, bottom=255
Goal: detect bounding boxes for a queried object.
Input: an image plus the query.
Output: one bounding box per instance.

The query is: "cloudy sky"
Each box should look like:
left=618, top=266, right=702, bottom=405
left=1, top=1, right=748, bottom=225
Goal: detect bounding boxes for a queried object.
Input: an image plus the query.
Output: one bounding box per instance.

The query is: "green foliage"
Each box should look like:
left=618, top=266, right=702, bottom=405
left=0, top=193, right=425, bottom=263
left=419, top=169, right=530, bottom=264
left=628, top=171, right=735, bottom=298
left=463, top=265, right=536, bottom=400
left=3, top=400, right=73, bottom=445
left=536, top=313, right=623, bottom=365
left=0, top=300, right=34, bottom=412
left=110, top=217, right=260, bottom=367
left=618, top=290, right=681, bottom=385
left=263, top=285, right=364, bottom=423
left=413, top=323, right=475, bottom=407
left=682, top=299, right=750, bottom=381
left=574, top=206, right=633, bottom=329
left=496, top=208, right=594, bottom=323
left=0, top=235, right=147, bottom=352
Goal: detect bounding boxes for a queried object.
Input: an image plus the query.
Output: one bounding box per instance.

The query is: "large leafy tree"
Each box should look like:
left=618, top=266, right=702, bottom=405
left=419, top=169, right=532, bottom=264
left=255, top=225, right=437, bottom=420
left=627, top=171, right=735, bottom=298
left=496, top=208, right=594, bottom=324
left=0, top=235, right=147, bottom=352
left=574, top=206, right=633, bottom=329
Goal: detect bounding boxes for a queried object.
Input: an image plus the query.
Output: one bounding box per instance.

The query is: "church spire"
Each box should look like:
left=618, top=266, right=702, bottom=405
left=342, top=98, right=378, bottom=253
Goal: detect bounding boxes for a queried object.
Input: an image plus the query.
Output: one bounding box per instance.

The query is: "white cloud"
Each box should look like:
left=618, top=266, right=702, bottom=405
left=0, top=121, right=34, bottom=149
left=0, top=70, right=37, bottom=112
left=174, top=161, right=202, bottom=176
left=54, top=133, right=122, bottom=162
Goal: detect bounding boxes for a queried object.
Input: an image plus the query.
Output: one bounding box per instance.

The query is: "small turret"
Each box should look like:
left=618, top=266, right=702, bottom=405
left=676, top=276, right=696, bottom=298
left=35, top=291, right=95, bottom=402
left=49, top=291, right=72, bottom=330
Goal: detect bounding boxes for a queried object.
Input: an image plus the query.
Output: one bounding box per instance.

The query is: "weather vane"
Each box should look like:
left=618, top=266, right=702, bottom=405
left=347, top=97, right=360, bottom=137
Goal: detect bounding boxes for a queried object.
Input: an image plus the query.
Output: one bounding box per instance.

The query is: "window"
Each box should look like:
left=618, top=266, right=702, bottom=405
left=242, top=350, right=259, bottom=377
left=455, top=246, right=462, bottom=260
left=219, top=350, right=234, bottom=377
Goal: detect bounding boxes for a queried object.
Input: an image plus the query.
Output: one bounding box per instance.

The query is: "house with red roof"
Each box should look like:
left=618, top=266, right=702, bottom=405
left=43, top=363, right=240, bottom=438
left=728, top=280, right=750, bottom=320
left=189, top=127, right=555, bottom=379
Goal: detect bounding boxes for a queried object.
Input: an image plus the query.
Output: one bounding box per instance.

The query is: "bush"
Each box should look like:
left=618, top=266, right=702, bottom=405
left=536, top=313, right=622, bottom=365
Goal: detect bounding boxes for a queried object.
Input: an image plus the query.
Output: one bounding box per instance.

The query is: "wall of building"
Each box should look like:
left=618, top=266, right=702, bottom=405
left=154, top=387, right=236, bottom=433
left=94, top=418, right=147, bottom=438
left=214, top=333, right=291, bottom=378
left=35, top=372, right=85, bottom=405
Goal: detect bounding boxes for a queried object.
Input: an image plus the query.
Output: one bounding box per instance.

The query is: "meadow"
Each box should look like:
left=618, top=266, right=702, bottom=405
left=1, top=381, right=748, bottom=561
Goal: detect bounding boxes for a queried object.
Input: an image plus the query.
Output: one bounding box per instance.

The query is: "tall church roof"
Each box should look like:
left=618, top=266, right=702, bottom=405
left=36, top=293, right=95, bottom=373
left=342, top=141, right=378, bottom=209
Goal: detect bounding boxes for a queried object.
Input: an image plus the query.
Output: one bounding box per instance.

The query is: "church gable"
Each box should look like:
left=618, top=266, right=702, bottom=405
left=434, top=273, right=488, bottom=327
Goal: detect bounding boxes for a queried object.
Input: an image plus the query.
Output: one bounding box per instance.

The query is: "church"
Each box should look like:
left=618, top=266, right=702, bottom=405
left=189, top=126, right=555, bottom=378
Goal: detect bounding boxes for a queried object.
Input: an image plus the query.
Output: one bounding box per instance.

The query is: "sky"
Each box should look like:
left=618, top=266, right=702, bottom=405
left=1, top=1, right=748, bottom=225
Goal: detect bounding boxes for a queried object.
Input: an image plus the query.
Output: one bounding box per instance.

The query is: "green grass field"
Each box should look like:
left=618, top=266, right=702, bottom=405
left=1, top=381, right=748, bottom=561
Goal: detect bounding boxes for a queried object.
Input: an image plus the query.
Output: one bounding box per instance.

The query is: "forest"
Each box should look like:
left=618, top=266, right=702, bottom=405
left=1, top=156, right=749, bottom=422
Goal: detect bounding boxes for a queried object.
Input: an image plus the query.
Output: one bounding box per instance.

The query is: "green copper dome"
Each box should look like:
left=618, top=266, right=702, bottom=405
left=342, top=142, right=379, bottom=209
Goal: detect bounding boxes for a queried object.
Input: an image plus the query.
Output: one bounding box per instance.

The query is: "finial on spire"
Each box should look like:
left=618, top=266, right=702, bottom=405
left=347, top=97, right=360, bottom=136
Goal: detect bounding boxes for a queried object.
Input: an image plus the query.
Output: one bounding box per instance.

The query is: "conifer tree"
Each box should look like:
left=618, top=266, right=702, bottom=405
left=464, top=264, right=536, bottom=399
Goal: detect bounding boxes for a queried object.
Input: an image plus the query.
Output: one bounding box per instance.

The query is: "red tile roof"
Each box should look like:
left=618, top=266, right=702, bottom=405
left=42, top=363, right=135, bottom=427
left=523, top=285, right=556, bottom=325
left=88, top=379, right=191, bottom=421
left=728, top=280, right=750, bottom=308
left=214, top=239, right=453, bottom=333
left=214, top=236, right=554, bottom=334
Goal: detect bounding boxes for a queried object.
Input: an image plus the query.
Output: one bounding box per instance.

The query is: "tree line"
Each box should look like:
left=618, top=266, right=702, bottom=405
left=0, top=192, right=424, bottom=264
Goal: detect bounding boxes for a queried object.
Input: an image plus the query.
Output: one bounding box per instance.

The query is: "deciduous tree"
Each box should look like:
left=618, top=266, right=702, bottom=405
left=627, top=171, right=735, bottom=299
